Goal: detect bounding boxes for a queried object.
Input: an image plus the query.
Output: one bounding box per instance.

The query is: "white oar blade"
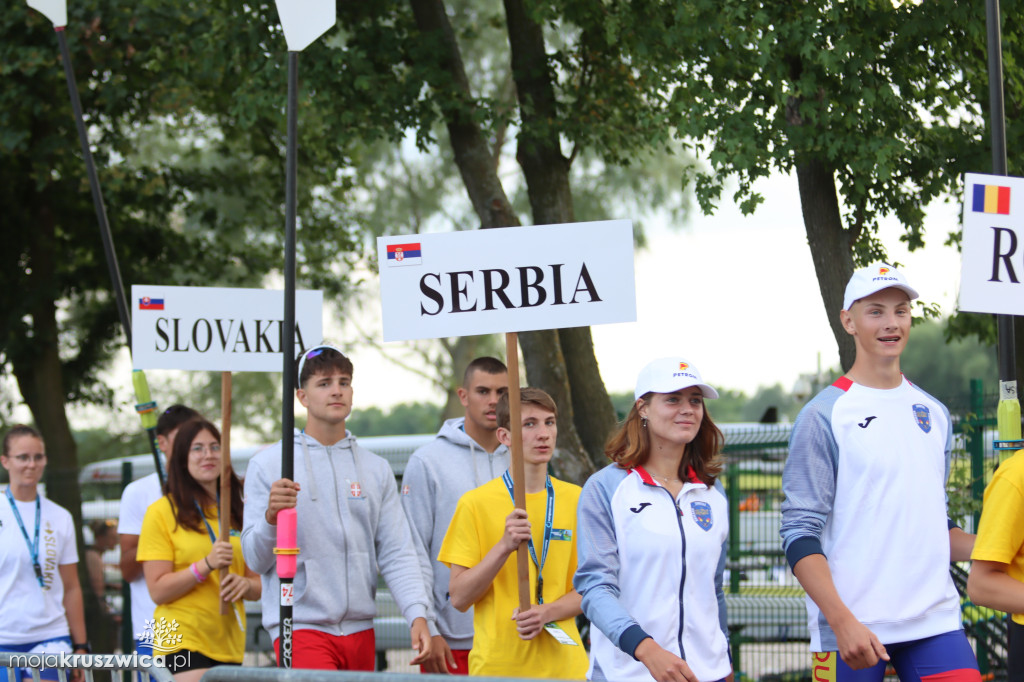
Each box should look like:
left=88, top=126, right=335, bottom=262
left=275, top=0, right=335, bottom=52
left=27, top=0, right=67, bottom=27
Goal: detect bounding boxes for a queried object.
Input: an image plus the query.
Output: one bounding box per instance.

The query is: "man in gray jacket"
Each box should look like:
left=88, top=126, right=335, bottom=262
left=242, top=345, right=432, bottom=670
left=401, top=356, right=509, bottom=673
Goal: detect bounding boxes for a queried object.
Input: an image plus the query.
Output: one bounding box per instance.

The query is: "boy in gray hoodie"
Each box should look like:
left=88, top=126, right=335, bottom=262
left=401, top=356, right=509, bottom=673
left=241, top=345, right=432, bottom=670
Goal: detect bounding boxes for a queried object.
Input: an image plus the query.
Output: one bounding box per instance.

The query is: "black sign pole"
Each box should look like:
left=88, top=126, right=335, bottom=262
left=984, top=0, right=1023, bottom=452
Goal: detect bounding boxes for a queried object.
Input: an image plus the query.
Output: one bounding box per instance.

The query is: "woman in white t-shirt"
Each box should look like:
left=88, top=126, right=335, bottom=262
left=0, top=425, right=88, bottom=681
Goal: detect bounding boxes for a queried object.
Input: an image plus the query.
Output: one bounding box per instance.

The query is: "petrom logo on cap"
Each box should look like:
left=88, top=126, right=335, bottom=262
left=678, top=362, right=688, bottom=370
left=878, top=267, right=889, bottom=275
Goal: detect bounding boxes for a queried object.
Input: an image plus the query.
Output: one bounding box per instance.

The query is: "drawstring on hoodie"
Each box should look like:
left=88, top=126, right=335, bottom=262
left=299, top=430, right=369, bottom=502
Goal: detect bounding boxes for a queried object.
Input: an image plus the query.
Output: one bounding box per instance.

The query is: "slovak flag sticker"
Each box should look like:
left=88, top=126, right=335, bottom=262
left=139, top=297, right=164, bottom=310
left=386, top=242, right=422, bottom=267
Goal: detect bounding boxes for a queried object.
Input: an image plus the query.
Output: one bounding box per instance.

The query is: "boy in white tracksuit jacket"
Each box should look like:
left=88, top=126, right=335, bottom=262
left=241, top=345, right=432, bottom=670
left=780, top=265, right=979, bottom=682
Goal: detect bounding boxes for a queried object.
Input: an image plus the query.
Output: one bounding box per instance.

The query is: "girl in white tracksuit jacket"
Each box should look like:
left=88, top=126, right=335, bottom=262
left=575, top=357, right=732, bottom=682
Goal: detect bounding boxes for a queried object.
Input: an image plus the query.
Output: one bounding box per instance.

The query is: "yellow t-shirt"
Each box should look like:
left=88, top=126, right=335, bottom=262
left=137, top=496, right=247, bottom=662
left=438, top=476, right=589, bottom=679
left=972, top=448, right=1024, bottom=625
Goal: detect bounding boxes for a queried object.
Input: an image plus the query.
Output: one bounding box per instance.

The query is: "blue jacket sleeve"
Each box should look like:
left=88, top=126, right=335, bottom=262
left=780, top=390, right=840, bottom=570
left=574, top=469, right=652, bottom=659
left=713, top=480, right=730, bottom=652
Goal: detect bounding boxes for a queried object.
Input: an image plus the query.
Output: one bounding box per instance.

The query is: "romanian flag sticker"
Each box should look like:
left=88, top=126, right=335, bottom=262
left=972, top=184, right=1011, bottom=215
left=386, top=242, right=422, bottom=267
left=138, top=297, right=164, bottom=310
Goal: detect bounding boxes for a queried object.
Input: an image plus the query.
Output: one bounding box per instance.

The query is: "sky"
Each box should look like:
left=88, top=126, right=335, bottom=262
left=5, top=170, right=966, bottom=429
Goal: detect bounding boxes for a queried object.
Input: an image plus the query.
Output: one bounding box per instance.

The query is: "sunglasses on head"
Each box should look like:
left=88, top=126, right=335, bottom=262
left=297, top=344, right=345, bottom=384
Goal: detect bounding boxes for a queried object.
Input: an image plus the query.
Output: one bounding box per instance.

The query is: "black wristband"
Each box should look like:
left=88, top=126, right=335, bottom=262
left=72, top=642, right=91, bottom=653
left=204, top=556, right=214, bottom=572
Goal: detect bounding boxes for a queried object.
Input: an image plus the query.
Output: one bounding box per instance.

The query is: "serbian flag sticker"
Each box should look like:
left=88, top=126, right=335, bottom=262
left=972, top=184, right=1011, bottom=215
left=138, top=296, right=164, bottom=310
left=386, top=242, right=422, bottom=266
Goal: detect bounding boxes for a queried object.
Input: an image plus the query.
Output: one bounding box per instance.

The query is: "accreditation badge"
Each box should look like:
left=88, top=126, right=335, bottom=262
left=543, top=622, right=579, bottom=646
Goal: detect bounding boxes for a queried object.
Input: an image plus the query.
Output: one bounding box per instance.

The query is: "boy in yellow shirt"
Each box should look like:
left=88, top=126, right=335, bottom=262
left=438, top=388, right=588, bottom=678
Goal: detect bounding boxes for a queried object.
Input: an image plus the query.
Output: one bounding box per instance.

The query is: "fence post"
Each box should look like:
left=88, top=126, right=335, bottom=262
left=968, top=378, right=991, bottom=677
left=727, top=461, right=740, bottom=594
left=970, top=378, right=986, bottom=533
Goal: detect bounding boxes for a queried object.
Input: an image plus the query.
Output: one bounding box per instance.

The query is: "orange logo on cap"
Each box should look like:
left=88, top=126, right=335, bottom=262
left=878, top=267, right=890, bottom=275
left=679, top=362, right=688, bottom=370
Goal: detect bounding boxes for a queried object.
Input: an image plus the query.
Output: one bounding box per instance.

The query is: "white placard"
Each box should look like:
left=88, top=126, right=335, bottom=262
left=274, top=0, right=335, bottom=52
left=131, top=285, right=323, bottom=372
left=377, top=220, right=636, bottom=342
left=959, top=173, right=1024, bottom=316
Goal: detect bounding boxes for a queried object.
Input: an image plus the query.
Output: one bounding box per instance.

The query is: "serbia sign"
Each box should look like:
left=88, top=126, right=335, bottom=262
left=377, top=220, right=636, bottom=342
left=959, top=173, right=1024, bottom=316
left=131, top=285, right=323, bottom=371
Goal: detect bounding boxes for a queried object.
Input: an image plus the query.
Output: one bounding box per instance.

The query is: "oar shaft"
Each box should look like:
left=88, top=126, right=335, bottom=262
left=55, top=28, right=132, bottom=348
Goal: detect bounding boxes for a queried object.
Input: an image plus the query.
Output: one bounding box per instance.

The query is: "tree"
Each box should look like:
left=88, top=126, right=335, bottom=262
left=588, top=0, right=1022, bottom=372
left=902, top=319, right=999, bottom=406
left=401, top=0, right=710, bottom=479
left=2, top=1, right=362, bottom=533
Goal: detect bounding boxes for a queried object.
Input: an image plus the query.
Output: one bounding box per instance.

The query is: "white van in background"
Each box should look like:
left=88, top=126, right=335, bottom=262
left=78, top=434, right=434, bottom=492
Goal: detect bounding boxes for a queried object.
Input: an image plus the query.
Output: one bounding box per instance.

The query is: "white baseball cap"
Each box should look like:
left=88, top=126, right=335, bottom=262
left=842, top=263, right=919, bottom=311
left=634, top=358, right=719, bottom=401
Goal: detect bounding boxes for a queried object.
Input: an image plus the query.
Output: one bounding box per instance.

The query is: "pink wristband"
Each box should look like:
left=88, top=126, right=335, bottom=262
left=190, top=562, right=207, bottom=583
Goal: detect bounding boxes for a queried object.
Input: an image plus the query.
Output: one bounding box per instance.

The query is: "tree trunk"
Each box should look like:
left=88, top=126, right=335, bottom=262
left=558, top=326, right=617, bottom=467
left=794, top=156, right=856, bottom=371
left=408, top=0, right=520, bottom=231
left=10, top=202, right=109, bottom=648
left=517, top=330, right=594, bottom=483
left=410, top=0, right=611, bottom=482
left=504, top=0, right=616, bottom=475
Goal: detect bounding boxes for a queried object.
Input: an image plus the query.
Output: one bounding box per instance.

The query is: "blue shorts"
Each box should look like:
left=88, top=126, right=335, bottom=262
left=0, top=636, right=73, bottom=682
left=812, top=630, right=981, bottom=682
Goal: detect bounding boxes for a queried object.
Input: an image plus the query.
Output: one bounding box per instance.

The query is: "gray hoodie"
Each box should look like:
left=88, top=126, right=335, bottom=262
left=242, top=428, right=430, bottom=641
left=400, top=417, right=509, bottom=649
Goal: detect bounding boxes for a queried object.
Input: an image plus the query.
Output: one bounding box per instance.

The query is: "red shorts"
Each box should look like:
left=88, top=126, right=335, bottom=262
left=419, top=648, right=470, bottom=675
left=273, top=628, right=375, bottom=671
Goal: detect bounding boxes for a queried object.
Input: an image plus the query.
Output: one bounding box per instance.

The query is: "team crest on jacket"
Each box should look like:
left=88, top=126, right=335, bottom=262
left=350, top=482, right=362, bottom=497
left=912, top=404, right=931, bottom=433
left=690, top=501, right=713, bottom=530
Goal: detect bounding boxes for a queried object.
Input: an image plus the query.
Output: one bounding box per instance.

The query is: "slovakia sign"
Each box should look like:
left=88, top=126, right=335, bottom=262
left=378, top=220, right=636, bottom=342
left=959, top=173, right=1024, bottom=316
left=132, top=285, right=323, bottom=372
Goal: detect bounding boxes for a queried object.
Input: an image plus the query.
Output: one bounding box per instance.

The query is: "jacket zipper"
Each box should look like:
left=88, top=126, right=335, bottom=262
left=658, top=485, right=688, bottom=660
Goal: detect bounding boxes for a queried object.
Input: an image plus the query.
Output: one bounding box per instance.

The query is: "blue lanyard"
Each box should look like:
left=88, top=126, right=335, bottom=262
left=501, top=470, right=554, bottom=604
left=194, top=496, right=219, bottom=544
left=6, top=488, right=44, bottom=588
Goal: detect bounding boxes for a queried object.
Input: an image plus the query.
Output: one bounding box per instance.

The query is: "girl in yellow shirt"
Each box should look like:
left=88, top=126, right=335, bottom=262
left=139, top=417, right=260, bottom=681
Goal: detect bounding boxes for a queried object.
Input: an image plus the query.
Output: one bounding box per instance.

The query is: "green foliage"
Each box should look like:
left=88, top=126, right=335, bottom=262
left=72, top=428, right=150, bottom=468
left=901, top=319, right=998, bottom=404
left=347, top=402, right=444, bottom=437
